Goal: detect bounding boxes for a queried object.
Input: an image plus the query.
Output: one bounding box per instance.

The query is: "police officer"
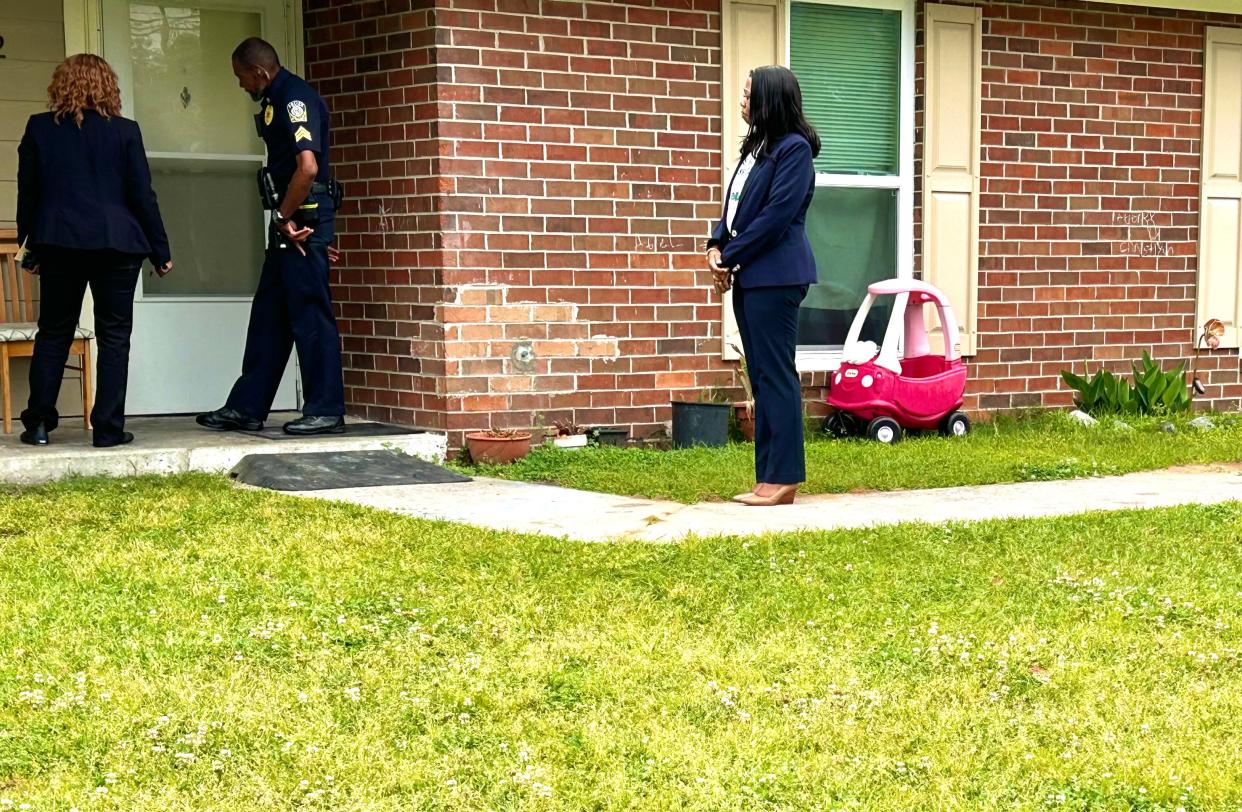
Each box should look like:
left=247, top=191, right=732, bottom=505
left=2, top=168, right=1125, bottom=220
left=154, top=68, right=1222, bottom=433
left=196, top=37, right=345, bottom=435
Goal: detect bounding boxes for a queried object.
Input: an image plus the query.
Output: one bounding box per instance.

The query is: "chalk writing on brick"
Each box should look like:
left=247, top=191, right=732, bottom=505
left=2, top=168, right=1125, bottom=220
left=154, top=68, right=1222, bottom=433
left=1112, top=212, right=1170, bottom=257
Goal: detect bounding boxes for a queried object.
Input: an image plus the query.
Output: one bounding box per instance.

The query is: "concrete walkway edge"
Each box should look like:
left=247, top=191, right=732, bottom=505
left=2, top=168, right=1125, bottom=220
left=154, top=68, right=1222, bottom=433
left=296, top=462, right=1242, bottom=542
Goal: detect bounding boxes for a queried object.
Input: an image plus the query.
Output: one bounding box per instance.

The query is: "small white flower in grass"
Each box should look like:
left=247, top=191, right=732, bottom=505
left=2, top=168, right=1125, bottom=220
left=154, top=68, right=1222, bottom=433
left=298, top=692, right=309, bottom=703
left=445, top=778, right=457, bottom=787
left=344, top=687, right=361, bottom=702
left=95, top=787, right=108, bottom=795
left=217, top=594, right=226, bottom=604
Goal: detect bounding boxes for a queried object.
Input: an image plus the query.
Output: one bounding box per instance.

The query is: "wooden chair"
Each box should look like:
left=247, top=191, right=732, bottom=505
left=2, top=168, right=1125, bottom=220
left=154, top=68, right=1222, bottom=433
left=0, top=229, right=94, bottom=434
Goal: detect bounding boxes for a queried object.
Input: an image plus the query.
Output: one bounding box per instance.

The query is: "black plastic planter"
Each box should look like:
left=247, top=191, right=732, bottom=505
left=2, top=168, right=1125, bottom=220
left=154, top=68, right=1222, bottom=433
left=670, top=401, right=730, bottom=448
left=587, top=426, right=629, bottom=448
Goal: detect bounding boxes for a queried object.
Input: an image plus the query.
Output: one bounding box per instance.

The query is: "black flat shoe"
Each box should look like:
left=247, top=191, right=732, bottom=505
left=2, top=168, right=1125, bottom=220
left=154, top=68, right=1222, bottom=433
left=93, top=432, right=134, bottom=448
left=20, top=424, right=49, bottom=446
left=283, top=415, right=345, bottom=436
left=196, top=407, right=263, bottom=432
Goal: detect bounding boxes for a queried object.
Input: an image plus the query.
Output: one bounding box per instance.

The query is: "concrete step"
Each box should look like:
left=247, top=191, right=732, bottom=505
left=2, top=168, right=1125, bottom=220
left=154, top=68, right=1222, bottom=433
left=0, top=413, right=446, bottom=485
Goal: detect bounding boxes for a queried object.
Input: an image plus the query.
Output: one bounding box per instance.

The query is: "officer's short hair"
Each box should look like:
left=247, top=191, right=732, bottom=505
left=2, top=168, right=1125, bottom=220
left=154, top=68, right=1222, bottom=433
left=232, top=37, right=280, bottom=71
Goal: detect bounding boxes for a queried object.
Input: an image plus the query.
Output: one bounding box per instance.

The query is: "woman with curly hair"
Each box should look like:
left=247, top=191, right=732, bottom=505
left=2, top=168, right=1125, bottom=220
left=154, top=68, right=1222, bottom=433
left=16, top=54, right=172, bottom=447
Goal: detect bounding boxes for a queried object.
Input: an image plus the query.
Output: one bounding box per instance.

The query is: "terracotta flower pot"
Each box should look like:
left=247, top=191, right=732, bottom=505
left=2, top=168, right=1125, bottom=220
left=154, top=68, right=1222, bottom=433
left=734, top=401, right=755, bottom=441
left=465, top=431, right=532, bottom=464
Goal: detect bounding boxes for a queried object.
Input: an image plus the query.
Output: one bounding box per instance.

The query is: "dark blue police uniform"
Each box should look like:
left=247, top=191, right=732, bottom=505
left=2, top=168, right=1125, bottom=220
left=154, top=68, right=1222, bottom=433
left=224, top=68, right=345, bottom=420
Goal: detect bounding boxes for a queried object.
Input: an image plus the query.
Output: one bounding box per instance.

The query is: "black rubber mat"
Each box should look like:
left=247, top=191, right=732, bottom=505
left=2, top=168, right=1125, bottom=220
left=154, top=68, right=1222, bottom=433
left=238, top=421, right=423, bottom=441
left=229, top=449, right=471, bottom=491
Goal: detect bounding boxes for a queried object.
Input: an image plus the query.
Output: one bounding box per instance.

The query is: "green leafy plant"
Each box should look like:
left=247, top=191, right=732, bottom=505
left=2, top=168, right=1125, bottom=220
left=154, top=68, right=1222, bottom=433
left=1061, top=353, right=1190, bottom=415
left=1132, top=351, right=1191, bottom=414
left=1060, top=368, right=1134, bottom=414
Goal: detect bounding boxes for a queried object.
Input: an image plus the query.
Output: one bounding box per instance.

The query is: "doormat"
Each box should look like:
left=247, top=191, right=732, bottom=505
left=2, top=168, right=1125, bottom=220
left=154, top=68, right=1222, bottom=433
left=239, top=421, right=422, bottom=441
left=229, top=449, right=471, bottom=492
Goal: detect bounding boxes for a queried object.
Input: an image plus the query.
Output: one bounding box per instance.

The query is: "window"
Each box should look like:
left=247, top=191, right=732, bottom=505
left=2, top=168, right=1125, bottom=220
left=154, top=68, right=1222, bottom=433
left=788, top=0, right=913, bottom=369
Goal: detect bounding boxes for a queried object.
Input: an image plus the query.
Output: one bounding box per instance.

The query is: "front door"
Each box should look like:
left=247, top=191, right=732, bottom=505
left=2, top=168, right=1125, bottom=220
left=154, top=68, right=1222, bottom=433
left=101, top=0, right=297, bottom=414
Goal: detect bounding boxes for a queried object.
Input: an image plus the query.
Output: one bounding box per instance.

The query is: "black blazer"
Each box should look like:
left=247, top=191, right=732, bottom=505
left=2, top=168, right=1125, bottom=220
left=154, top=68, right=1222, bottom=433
left=707, top=134, right=817, bottom=289
left=17, top=110, right=170, bottom=266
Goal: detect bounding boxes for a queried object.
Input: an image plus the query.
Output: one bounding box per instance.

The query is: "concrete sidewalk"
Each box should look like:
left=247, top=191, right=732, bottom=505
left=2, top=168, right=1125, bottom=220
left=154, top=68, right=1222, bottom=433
left=0, top=413, right=445, bottom=484
left=296, top=462, right=1242, bottom=542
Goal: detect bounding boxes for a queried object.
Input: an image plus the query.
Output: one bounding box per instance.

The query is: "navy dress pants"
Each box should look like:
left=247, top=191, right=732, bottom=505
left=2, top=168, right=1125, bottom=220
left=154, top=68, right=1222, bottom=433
left=225, top=203, right=345, bottom=420
left=22, top=248, right=142, bottom=443
left=732, top=283, right=809, bottom=485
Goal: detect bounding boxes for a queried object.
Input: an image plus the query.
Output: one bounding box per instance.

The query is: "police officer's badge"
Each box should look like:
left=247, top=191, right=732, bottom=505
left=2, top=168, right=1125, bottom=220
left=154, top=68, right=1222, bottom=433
left=287, top=100, right=308, bottom=123
left=263, top=104, right=274, bottom=126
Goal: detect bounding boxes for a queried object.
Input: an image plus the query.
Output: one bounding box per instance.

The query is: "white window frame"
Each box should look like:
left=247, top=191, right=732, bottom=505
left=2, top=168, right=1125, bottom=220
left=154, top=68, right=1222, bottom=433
left=786, top=0, right=915, bottom=373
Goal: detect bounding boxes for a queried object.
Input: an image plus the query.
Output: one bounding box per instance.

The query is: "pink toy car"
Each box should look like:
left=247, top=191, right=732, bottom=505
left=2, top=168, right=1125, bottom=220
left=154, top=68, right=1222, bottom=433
left=825, top=278, right=969, bottom=443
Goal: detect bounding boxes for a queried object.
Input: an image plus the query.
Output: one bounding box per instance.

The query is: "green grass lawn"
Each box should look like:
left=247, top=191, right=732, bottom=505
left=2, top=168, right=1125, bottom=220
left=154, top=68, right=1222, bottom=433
left=462, top=411, right=1242, bottom=503
left=3, top=475, right=1242, bottom=810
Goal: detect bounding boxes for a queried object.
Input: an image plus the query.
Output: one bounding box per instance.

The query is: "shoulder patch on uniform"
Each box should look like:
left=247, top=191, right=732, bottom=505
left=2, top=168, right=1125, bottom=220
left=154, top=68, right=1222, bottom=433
left=294, top=125, right=313, bottom=143
left=287, top=100, right=308, bottom=123
left=263, top=105, right=274, bottom=126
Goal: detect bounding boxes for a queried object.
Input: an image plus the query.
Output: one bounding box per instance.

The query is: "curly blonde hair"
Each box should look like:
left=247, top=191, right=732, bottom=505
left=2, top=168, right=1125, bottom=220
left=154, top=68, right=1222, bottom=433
left=48, top=54, right=123, bottom=126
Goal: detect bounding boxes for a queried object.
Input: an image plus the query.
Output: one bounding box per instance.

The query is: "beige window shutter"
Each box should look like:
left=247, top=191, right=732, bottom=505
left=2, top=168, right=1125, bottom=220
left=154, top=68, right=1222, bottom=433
left=923, top=3, right=982, bottom=357
left=719, top=0, right=786, bottom=360
left=1198, top=27, right=1242, bottom=350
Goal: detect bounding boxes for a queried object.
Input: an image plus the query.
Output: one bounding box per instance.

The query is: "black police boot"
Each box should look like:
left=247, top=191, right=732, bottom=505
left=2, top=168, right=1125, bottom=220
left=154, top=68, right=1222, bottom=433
left=283, top=415, right=345, bottom=436
left=93, top=431, right=135, bottom=448
left=20, top=423, right=49, bottom=446
left=196, top=407, right=263, bottom=432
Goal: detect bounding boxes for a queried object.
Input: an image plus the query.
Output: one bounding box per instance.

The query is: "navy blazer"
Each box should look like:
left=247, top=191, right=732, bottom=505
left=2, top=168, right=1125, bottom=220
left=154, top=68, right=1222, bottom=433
left=708, top=133, right=817, bottom=289
left=17, top=110, right=170, bottom=266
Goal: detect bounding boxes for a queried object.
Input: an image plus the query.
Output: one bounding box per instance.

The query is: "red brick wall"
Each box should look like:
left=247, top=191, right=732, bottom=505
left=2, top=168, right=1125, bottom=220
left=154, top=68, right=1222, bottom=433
left=919, top=0, right=1242, bottom=413
left=304, top=0, right=449, bottom=430
left=430, top=0, right=728, bottom=445
left=304, top=0, right=1242, bottom=445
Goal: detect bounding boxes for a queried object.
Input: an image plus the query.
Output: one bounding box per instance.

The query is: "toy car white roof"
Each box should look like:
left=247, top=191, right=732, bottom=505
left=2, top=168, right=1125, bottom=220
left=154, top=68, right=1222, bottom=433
left=866, top=278, right=953, bottom=306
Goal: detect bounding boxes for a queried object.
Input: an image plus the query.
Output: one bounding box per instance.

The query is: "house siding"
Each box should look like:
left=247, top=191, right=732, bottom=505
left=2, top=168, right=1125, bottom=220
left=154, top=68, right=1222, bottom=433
left=304, top=0, right=1242, bottom=447
left=920, top=0, right=1242, bottom=412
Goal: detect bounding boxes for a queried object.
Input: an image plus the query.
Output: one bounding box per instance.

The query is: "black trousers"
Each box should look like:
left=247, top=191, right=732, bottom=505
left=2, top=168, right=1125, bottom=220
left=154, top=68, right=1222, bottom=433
left=225, top=207, right=344, bottom=420
left=733, top=283, right=809, bottom=485
left=22, top=249, right=142, bottom=442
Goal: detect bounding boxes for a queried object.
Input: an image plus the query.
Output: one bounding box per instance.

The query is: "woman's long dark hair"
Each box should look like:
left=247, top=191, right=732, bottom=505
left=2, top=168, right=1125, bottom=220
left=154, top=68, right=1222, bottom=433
left=740, top=65, right=821, bottom=161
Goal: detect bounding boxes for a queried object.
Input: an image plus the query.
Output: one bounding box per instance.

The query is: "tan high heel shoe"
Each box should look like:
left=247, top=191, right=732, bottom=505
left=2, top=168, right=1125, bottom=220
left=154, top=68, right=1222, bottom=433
left=731, top=483, right=765, bottom=503
left=736, top=484, right=798, bottom=506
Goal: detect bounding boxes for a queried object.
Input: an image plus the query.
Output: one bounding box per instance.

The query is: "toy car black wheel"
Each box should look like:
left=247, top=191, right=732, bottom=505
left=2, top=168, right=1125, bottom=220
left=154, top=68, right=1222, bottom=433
left=867, top=416, right=902, bottom=444
left=823, top=411, right=855, bottom=439
left=939, top=411, right=970, bottom=438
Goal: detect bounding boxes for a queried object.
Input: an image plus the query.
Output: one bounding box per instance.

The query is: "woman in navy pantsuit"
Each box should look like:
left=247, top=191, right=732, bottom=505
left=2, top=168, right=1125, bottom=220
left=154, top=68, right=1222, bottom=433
left=707, top=66, right=819, bottom=507
left=16, top=54, right=173, bottom=448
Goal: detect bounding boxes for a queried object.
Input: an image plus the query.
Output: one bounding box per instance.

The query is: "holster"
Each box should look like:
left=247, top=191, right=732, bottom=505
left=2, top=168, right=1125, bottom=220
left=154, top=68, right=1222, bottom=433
left=256, top=168, right=280, bottom=211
